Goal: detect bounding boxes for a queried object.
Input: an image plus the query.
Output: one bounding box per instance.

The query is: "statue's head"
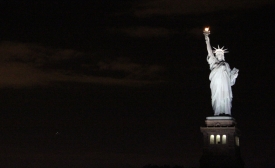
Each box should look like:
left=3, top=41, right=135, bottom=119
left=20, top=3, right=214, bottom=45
left=215, top=51, right=225, bottom=61
left=213, top=45, right=228, bottom=61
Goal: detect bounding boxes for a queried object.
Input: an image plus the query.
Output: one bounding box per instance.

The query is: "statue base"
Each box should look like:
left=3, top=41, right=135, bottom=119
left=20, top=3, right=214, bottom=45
left=200, top=116, right=244, bottom=167
left=205, top=116, right=236, bottom=127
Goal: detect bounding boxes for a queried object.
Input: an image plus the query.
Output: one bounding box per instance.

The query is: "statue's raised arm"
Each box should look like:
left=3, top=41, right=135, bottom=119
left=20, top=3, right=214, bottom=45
left=205, top=35, right=214, bottom=57
left=203, top=30, right=218, bottom=69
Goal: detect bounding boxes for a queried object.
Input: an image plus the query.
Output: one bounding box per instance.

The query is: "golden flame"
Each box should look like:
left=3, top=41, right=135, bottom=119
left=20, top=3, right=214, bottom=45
left=204, top=27, right=209, bottom=32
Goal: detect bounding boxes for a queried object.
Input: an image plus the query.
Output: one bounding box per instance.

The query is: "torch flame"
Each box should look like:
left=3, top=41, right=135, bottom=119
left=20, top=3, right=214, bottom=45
left=204, top=27, right=209, bottom=32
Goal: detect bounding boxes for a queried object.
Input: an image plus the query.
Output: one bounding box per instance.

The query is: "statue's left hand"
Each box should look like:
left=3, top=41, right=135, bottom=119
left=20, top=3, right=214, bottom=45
left=232, top=68, right=239, bottom=78
left=233, top=73, right=238, bottom=78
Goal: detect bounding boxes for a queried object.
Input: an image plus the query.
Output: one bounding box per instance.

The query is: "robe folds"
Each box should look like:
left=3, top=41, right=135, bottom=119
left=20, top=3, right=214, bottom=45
left=207, top=56, right=236, bottom=115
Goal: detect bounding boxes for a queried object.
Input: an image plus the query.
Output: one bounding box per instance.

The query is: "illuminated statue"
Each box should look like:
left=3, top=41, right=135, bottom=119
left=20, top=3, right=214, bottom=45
left=203, top=28, right=239, bottom=116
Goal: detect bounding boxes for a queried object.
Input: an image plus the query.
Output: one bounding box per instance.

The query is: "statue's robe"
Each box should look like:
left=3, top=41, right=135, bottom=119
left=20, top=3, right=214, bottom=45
left=207, top=55, right=236, bottom=115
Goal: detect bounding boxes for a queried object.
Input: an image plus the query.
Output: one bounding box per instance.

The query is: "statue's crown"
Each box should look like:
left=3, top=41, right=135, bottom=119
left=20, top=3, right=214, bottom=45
left=213, top=45, right=229, bottom=54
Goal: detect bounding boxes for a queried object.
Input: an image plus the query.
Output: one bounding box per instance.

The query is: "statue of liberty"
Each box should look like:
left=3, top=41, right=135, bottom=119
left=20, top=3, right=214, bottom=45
left=203, top=28, right=239, bottom=116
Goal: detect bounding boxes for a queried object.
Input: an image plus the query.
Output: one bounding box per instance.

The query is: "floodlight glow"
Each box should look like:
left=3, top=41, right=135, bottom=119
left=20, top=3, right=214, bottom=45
left=210, top=135, right=214, bottom=144
left=235, top=136, right=240, bottom=146
left=222, top=135, right=227, bottom=144
left=216, top=135, right=221, bottom=144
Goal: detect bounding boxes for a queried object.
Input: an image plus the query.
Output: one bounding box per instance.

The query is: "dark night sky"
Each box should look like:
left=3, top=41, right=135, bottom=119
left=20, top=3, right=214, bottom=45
left=0, top=1, right=274, bottom=167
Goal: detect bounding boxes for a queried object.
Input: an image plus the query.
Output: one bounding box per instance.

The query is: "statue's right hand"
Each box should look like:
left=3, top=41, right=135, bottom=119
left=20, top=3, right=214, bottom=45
left=205, top=36, right=209, bottom=42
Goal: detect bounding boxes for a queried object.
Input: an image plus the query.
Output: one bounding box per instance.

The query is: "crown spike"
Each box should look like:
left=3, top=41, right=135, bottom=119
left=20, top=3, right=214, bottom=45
left=213, top=45, right=229, bottom=54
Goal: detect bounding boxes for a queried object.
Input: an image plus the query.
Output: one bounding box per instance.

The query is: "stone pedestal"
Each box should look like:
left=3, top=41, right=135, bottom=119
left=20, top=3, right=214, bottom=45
left=200, top=116, right=244, bottom=168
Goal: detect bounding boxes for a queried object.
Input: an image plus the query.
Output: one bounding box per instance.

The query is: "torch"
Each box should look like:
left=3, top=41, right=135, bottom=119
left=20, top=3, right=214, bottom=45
left=203, top=27, right=210, bottom=36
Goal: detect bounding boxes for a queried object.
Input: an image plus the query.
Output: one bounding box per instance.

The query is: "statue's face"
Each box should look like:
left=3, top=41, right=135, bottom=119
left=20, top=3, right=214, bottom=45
left=215, top=52, right=224, bottom=61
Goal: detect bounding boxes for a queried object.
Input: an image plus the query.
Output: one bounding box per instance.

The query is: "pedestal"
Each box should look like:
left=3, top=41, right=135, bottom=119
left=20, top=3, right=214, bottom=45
left=200, top=116, right=244, bottom=168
